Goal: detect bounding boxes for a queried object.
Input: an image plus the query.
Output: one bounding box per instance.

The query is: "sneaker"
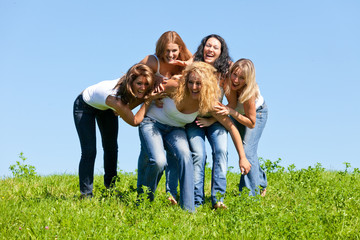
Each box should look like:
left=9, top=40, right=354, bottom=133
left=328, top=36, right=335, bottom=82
left=79, top=193, right=93, bottom=199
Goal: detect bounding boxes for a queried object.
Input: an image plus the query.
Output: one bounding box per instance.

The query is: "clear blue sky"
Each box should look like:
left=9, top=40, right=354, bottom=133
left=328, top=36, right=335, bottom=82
left=1, top=0, right=359, bottom=177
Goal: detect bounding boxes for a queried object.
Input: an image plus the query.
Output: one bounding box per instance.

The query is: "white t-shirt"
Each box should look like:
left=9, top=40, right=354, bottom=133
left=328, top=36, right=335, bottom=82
left=147, top=97, right=198, bottom=127
left=82, top=79, right=119, bottom=110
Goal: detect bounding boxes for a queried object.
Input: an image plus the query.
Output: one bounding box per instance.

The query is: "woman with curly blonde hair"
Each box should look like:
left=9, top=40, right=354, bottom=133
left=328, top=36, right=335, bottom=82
left=137, top=61, right=251, bottom=212
left=215, top=58, right=268, bottom=197
left=173, top=62, right=220, bottom=116
left=137, top=31, right=193, bottom=204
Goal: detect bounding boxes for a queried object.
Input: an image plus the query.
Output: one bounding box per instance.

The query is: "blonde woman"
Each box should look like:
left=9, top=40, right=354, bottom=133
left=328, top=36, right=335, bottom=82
left=137, top=31, right=193, bottom=203
left=185, top=34, right=232, bottom=209
left=73, top=63, right=160, bottom=198
left=215, top=58, right=268, bottom=197
left=137, top=62, right=250, bottom=212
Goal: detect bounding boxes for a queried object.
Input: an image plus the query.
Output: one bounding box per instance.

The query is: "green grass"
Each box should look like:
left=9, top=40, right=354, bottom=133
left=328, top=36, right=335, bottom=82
left=1, top=162, right=360, bottom=239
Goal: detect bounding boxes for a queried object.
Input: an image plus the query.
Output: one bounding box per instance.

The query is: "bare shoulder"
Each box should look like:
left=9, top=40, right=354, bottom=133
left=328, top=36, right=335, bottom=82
left=139, top=55, right=157, bottom=72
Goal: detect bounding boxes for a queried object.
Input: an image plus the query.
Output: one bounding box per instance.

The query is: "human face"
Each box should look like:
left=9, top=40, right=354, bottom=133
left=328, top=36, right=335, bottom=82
left=165, top=43, right=180, bottom=63
left=187, top=72, right=202, bottom=100
left=230, top=68, right=246, bottom=91
left=132, top=75, right=150, bottom=99
left=203, top=37, right=221, bottom=65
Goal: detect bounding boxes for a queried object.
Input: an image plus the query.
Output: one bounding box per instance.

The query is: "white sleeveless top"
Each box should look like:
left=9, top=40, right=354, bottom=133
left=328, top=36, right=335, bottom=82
left=147, top=97, right=198, bottom=127
left=82, top=79, right=119, bottom=110
left=235, top=90, right=264, bottom=115
left=153, top=54, right=166, bottom=78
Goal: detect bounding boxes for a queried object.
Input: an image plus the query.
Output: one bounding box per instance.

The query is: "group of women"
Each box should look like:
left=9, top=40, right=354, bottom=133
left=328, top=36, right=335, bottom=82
left=73, top=31, right=268, bottom=212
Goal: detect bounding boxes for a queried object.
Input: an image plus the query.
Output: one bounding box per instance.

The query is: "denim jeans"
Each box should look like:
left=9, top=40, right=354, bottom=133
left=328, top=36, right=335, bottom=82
left=137, top=117, right=195, bottom=212
left=73, top=94, right=118, bottom=195
left=138, top=147, right=179, bottom=200
left=165, top=151, right=179, bottom=198
left=231, top=103, right=268, bottom=196
left=184, top=121, right=228, bottom=207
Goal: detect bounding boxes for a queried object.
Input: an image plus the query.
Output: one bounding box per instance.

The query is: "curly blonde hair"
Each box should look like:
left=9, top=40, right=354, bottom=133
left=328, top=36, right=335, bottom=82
left=225, top=58, right=259, bottom=103
left=173, top=61, right=220, bottom=116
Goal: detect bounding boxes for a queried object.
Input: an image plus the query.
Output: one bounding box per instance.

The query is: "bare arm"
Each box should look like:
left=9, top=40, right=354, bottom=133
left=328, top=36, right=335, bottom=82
left=105, top=91, right=163, bottom=126
left=215, top=92, right=257, bottom=129
left=168, top=57, right=194, bottom=67
left=212, top=112, right=251, bottom=175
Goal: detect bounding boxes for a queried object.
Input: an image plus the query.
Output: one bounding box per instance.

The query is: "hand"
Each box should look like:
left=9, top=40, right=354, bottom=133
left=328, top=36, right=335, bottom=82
left=168, top=60, right=189, bottom=67
left=154, top=75, right=170, bottom=93
left=214, top=102, right=230, bottom=116
left=239, top=157, right=251, bottom=175
left=195, top=117, right=216, bottom=128
left=144, top=91, right=167, bottom=104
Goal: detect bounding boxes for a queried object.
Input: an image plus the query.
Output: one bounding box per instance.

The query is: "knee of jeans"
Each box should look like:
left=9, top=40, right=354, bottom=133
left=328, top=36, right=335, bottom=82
left=154, top=157, right=167, bottom=171
left=193, top=169, right=204, bottom=183
left=81, top=148, right=97, bottom=160
left=192, top=151, right=206, bottom=165
left=102, top=144, right=118, bottom=152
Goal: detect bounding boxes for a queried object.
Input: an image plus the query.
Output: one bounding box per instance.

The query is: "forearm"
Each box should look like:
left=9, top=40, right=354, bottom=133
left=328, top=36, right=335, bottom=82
left=131, top=101, right=151, bottom=126
left=228, top=108, right=255, bottom=129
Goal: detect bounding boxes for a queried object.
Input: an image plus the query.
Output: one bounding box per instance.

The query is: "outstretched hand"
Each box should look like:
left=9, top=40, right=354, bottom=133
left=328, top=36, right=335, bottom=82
left=168, top=59, right=190, bottom=67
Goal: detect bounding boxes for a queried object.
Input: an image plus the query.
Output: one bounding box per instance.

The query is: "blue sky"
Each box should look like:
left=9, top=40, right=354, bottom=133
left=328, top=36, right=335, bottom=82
left=1, top=0, right=359, bottom=177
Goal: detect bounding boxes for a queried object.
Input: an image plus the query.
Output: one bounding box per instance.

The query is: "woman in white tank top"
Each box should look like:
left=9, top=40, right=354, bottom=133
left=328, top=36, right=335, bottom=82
left=73, top=63, right=160, bottom=198
left=216, top=58, right=268, bottom=197
left=137, top=62, right=251, bottom=212
left=137, top=31, right=193, bottom=204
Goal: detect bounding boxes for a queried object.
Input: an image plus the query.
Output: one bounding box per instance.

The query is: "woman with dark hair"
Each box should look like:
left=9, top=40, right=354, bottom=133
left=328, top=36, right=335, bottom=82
left=186, top=34, right=233, bottom=209
left=73, top=63, right=160, bottom=198
left=193, top=34, right=231, bottom=79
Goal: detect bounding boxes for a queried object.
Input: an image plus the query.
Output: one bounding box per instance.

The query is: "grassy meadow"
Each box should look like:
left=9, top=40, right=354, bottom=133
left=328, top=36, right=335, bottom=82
left=1, top=156, right=359, bottom=239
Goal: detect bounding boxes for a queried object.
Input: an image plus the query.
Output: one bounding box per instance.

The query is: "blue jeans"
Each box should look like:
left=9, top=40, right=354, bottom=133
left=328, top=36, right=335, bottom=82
left=185, top=121, right=228, bottom=207
left=231, top=103, right=268, bottom=196
left=165, top=151, right=179, bottom=198
left=137, top=117, right=195, bottom=212
left=73, top=94, right=118, bottom=195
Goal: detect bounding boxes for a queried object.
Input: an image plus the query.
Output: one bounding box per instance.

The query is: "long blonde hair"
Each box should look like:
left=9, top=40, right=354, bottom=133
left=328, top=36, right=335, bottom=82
left=226, top=58, right=259, bottom=103
left=173, top=62, right=220, bottom=115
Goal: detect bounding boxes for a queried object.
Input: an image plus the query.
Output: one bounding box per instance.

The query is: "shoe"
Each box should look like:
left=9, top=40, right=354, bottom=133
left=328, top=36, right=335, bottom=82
left=213, top=202, right=227, bottom=209
left=79, top=193, right=93, bottom=199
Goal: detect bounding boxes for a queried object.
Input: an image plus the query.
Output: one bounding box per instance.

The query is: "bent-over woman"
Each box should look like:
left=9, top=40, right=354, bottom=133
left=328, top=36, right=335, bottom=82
left=73, top=63, right=160, bottom=198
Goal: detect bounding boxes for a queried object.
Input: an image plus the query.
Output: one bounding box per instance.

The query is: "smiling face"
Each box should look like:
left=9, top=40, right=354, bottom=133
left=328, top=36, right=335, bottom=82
left=203, top=37, right=221, bottom=65
left=230, top=68, right=246, bottom=91
left=187, top=72, right=202, bottom=100
left=164, top=43, right=180, bottom=63
left=131, top=75, right=150, bottom=99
